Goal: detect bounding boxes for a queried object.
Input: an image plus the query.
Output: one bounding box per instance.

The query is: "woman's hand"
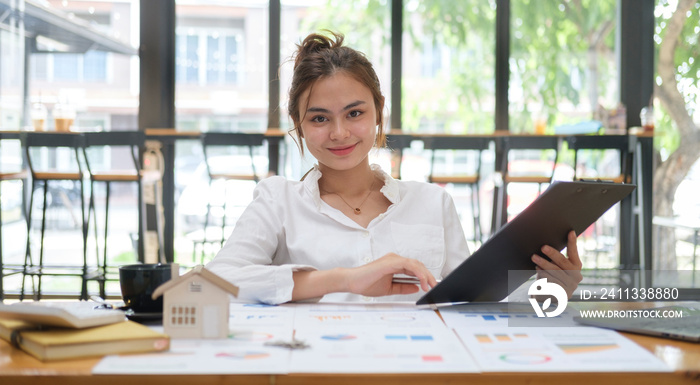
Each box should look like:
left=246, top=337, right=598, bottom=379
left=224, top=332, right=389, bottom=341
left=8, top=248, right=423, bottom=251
left=343, top=253, right=438, bottom=297
left=291, top=253, right=437, bottom=301
left=531, top=230, right=583, bottom=299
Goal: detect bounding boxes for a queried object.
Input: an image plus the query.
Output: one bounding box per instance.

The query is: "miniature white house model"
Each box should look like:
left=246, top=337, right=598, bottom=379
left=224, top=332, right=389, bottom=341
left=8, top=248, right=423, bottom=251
left=152, top=265, right=239, bottom=339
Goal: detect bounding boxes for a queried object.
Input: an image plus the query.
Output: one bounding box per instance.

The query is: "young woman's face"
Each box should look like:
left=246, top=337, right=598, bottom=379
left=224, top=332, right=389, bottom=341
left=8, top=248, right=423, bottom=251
left=299, top=72, right=378, bottom=172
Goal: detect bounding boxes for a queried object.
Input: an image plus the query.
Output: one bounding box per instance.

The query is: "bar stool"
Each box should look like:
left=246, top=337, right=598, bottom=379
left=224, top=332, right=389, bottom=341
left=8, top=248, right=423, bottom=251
left=566, top=135, right=631, bottom=183
left=424, top=136, right=492, bottom=245
left=495, top=135, right=561, bottom=230
left=82, top=131, right=145, bottom=298
left=196, top=132, right=265, bottom=262
left=1, top=134, right=29, bottom=301
left=20, top=132, right=90, bottom=300
left=566, top=134, right=631, bottom=271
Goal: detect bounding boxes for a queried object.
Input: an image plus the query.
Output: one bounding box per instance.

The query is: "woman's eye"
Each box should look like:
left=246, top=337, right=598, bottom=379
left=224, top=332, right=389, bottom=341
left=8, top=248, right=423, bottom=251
left=348, top=110, right=362, bottom=118
left=311, top=116, right=328, bottom=123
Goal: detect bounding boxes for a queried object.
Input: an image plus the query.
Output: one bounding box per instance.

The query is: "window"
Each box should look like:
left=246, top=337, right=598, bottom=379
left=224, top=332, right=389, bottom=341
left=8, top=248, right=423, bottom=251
left=176, top=30, right=242, bottom=86
left=403, top=1, right=496, bottom=134
left=175, top=2, right=266, bottom=133
left=510, top=1, right=619, bottom=133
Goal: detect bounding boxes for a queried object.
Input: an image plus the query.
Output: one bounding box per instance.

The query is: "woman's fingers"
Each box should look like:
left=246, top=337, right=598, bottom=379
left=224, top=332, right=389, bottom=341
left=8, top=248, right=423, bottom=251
left=349, top=253, right=437, bottom=297
left=531, top=231, right=583, bottom=298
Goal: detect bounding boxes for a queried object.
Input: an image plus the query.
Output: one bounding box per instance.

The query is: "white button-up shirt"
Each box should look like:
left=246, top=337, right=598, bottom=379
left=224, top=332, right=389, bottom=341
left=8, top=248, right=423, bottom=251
left=206, top=164, right=470, bottom=304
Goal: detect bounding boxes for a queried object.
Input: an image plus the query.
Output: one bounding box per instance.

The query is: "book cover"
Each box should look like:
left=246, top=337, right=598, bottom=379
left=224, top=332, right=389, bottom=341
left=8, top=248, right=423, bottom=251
left=0, top=301, right=126, bottom=328
left=12, top=320, right=170, bottom=361
left=0, top=318, right=39, bottom=343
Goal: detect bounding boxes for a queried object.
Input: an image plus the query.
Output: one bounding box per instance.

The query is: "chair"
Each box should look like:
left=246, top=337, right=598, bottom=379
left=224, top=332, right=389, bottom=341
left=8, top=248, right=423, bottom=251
left=565, top=134, right=631, bottom=271
left=566, top=135, right=631, bottom=183
left=495, top=135, right=561, bottom=231
left=424, top=136, right=492, bottom=244
left=82, top=131, right=145, bottom=298
left=385, top=130, right=415, bottom=179
left=196, top=132, right=265, bottom=261
left=0, top=134, right=29, bottom=301
left=20, top=132, right=90, bottom=300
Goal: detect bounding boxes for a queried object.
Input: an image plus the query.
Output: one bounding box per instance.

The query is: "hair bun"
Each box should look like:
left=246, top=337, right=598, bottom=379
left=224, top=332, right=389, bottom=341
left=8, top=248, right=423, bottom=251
left=294, top=31, right=345, bottom=69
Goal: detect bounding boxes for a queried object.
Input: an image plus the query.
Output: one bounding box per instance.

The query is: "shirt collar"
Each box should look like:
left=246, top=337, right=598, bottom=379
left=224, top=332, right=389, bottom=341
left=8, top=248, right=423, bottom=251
left=303, top=164, right=401, bottom=208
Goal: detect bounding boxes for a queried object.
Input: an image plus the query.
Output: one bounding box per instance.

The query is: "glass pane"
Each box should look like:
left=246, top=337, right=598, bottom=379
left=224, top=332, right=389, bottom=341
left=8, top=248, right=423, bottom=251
left=175, top=1, right=268, bottom=133
left=403, top=1, right=496, bottom=134
left=28, top=0, right=139, bottom=132
left=17, top=0, right=140, bottom=296
left=652, top=0, right=700, bottom=289
left=0, top=25, right=24, bottom=129
left=510, top=0, right=619, bottom=134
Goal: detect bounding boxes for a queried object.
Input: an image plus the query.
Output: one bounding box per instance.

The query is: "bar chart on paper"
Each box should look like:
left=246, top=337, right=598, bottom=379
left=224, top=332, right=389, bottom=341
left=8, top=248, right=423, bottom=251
left=290, top=304, right=478, bottom=373
left=454, top=326, right=670, bottom=372
left=291, top=326, right=478, bottom=373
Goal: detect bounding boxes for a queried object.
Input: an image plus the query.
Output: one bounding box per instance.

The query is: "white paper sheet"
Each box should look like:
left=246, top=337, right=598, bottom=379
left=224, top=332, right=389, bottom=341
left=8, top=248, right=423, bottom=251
left=439, top=302, right=580, bottom=328
left=453, top=325, right=671, bottom=372
left=289, top=303, right=480, bottom=373
left=93, top=303, right=296, bottom=375
left=292, top=302, right=446, bottom=330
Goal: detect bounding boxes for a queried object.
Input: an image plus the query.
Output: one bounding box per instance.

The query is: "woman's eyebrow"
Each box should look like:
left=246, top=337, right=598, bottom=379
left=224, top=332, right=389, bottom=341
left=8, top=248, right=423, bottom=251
left=342, top=100, right=366, bottom=111
left=306, top=100, right=366, bottom=113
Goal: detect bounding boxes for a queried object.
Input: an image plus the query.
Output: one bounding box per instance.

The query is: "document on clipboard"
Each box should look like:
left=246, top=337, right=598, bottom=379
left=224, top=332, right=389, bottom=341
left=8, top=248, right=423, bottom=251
left=417, top=180, right=636, bottom=306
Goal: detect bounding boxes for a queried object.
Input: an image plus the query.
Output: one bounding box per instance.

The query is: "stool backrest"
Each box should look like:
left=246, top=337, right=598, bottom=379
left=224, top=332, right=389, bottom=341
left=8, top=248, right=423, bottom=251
left=424, top=136, right=492, bottom=183
left=200, top=132, right=266, bottom=182
left=565, top=135, right=630, bottom=182
left=21, top=132, right=85, bottom=176
left=82, top=131, right=144, bottom=176
left=501, top=135, right=561, bottom=180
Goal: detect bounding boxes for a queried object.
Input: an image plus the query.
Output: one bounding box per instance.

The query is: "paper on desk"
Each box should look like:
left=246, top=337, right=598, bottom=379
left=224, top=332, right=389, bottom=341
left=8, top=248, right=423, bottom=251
left=453, top=325, right=671, bottom=372
left=289, top=303, right=479, bottom=373
left=290, top=325, right=478, bottom=373
left=439, top=302, right=580, bottom=328
left=93, top=303, right=296, bottom=375
left=292, top=302, right=446, bottom=330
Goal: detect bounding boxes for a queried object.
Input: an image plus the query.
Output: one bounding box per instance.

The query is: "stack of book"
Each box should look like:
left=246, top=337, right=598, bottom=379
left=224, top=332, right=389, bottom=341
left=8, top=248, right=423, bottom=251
left=0, top=301, right=169, bottom=361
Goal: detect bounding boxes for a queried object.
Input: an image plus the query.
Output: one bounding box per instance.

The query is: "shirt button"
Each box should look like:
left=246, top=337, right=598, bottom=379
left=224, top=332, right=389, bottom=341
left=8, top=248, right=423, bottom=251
left=362, top=231, right=370, bottom=238
left=363, top=257, right=371, bottom=263
left=362, top=296, right=372, bottom=302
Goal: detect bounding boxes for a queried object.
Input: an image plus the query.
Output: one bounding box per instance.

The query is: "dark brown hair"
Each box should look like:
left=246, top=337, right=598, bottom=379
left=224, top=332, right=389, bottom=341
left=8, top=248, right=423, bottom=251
left=287, top=31, right=386, bottom=155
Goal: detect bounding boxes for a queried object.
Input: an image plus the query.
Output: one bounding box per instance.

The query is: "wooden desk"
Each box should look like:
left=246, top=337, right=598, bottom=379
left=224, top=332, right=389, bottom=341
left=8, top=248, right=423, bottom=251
left=1, top=334, right=698, bottom=385
left=2, top=304, right=699, bottom=385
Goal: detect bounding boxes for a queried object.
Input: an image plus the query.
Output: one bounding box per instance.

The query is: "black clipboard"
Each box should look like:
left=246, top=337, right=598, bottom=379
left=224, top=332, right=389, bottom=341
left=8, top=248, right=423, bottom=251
left=416, top=180, right=636, bottom=306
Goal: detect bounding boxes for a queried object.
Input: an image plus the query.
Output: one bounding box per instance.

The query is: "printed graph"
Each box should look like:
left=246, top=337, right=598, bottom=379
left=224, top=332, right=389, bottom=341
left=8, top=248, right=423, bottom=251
left=379, top=314, right=417, bottom=322
left=499, top=353, right=552, bottom=365
left=556, top=343, right=619, bottom=354
left=384, top=334, right=434, bottom=341
left=475, top=332, right=531, bottom=343
left=321, top=334, right=357, bottom=340
left=228, top=332, right=274, bottom=341
left=215, top=351, right=271, bottom=360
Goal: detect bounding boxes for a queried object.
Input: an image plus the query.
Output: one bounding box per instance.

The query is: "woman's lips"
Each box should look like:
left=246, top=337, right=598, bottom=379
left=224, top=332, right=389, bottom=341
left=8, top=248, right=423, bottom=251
left=328, top=143, right=357, bottom=156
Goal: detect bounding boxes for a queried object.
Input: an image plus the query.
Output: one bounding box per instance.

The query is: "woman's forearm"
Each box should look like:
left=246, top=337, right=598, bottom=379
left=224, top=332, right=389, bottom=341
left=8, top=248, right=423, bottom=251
left=291, top=268, right=349, bottom=301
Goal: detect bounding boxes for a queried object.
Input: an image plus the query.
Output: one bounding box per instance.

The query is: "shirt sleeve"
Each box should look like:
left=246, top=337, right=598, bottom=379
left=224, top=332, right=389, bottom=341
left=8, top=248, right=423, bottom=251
left=439, top=188, right=471, bottom=278
left=205, top=177, right=317, bottom=304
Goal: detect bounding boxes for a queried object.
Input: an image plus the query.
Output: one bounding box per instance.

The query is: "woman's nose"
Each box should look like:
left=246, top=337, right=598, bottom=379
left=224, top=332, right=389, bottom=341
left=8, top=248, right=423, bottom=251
left=329, top=120, right=350, bottom=140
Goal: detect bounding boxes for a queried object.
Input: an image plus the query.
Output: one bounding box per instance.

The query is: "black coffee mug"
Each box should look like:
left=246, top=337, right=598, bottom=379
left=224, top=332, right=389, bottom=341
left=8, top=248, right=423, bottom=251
left=119, top=263, right=173, bottom=313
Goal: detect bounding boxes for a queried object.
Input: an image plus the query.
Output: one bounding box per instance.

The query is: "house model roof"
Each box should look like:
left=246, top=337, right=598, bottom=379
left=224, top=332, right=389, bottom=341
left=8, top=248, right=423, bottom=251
left=151, top=265, right=239, bottom=299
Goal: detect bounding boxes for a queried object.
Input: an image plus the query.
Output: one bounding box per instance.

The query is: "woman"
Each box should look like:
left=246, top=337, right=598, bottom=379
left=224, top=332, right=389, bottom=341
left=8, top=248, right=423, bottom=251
left=206, top=31, right=582, bottom=304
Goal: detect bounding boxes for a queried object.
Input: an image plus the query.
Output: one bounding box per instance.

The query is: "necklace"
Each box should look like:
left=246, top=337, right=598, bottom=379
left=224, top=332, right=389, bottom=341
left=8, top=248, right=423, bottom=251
left=322, top=178, right=376, bottom=215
